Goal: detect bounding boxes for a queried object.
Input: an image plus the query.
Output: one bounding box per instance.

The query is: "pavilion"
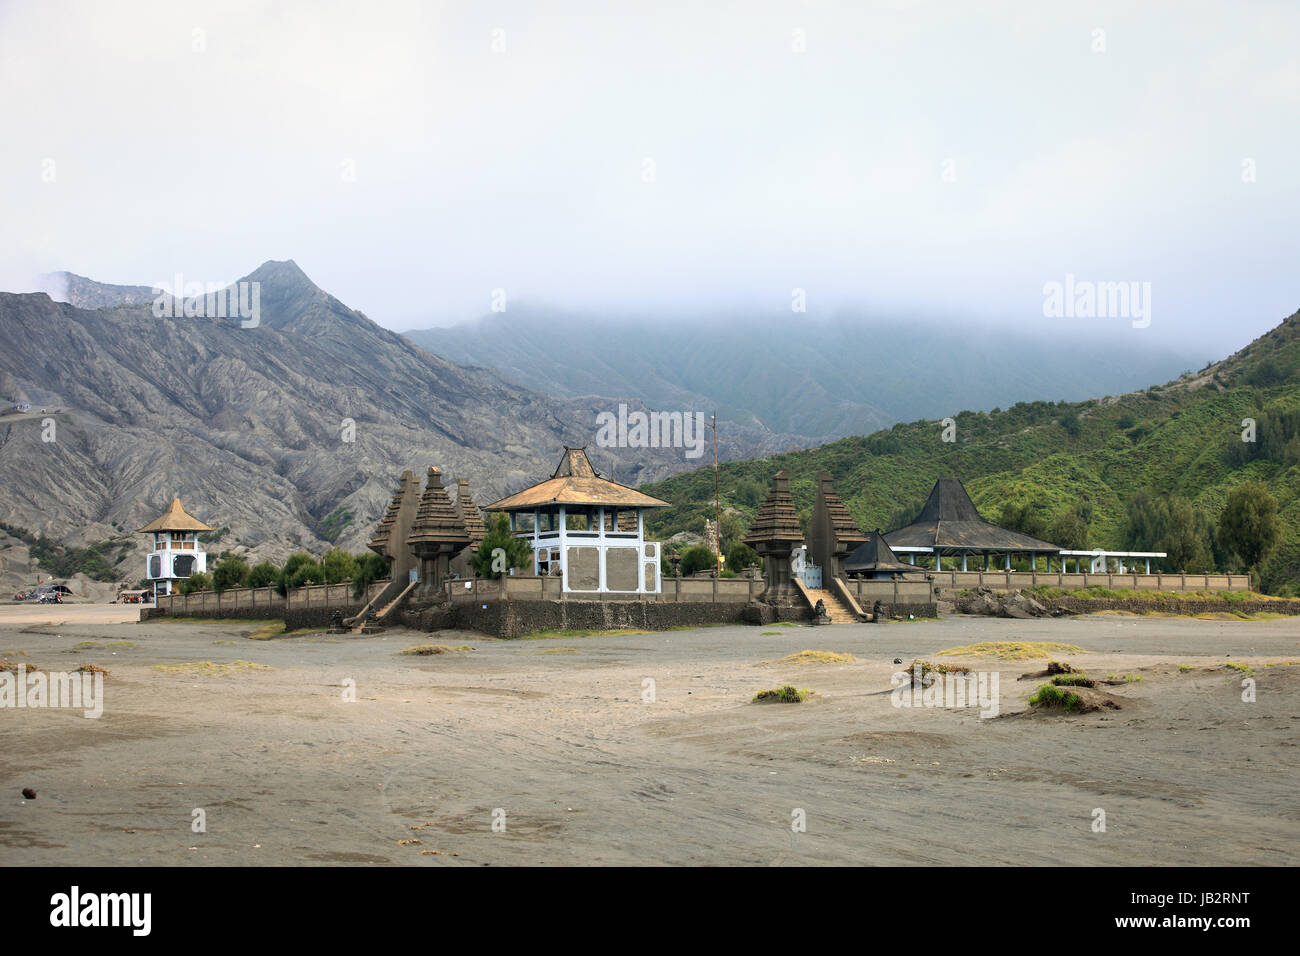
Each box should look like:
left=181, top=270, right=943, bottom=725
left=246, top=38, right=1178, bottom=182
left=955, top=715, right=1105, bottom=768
left=484, top=447, right=670, bottom=595
left=884, top=478, right=1061, bottom=571
left=137, top=497, right=214, bottom=598
left=843, top=529, right=917, bottom=579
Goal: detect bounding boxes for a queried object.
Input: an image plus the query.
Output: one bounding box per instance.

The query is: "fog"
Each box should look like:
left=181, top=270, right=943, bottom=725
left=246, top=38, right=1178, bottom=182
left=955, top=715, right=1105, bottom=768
left=2, top=0, right=1296, bottom=353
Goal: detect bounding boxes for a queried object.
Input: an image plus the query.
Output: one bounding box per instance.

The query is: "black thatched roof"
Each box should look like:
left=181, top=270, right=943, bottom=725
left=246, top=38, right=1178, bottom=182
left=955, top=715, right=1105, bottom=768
left=884, top=478, right=1060, bottom=554
left=843, top=529, right=914, bottom=574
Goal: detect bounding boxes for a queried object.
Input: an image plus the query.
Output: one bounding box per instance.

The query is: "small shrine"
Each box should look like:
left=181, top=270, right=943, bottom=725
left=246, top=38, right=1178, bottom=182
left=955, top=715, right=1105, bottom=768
left=136, top=497, right=214, bottom=598
left=743, top=471, right=805, bottom=605
left=406, top=467, right=472, bottom=598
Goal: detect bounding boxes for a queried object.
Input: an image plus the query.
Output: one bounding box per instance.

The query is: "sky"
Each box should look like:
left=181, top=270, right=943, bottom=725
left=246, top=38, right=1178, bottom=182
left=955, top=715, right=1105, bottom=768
left=1, top=0, right=1297, bottom=354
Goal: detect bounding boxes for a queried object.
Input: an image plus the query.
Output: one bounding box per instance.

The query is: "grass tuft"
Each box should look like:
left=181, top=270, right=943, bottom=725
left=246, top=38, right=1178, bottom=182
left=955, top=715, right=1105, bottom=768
left=938, top=641, right=1084, bottom=661
left=752, top=684, right=812, bottom=703
left=764, top=650, right=857, bottom=665
left=1028, top=683, right=1080, bottom=710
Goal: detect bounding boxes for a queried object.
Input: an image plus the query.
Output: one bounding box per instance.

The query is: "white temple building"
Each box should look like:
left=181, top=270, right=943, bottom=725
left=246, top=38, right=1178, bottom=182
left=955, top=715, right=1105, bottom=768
left=485, top=447, right=669, bottom=595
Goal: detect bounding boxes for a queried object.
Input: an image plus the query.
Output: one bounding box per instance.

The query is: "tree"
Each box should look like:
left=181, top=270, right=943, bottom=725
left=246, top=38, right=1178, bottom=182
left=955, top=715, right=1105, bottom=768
left=1217, top=481, right=1281, bottom=573
left=1048, top=511, right=1089, bottom=550
left=1159, top=498, right=1214, bottom=572
left=246, top=561, right=279, bottom=589
left=998, top=500, right=1048, bottom=540
left=471, top=514, right=533, bottom=579
left=726, top=540, right=759, bottom=572
left=277, top=552, right=317, bottom=595
left=288, top=560, right=325, bottom=589
left=321, top=548, right=359, bottom=585
left=211, top=556, right=250, bottom=592
left=179, top=572, right=211, bottom=595
left=1121, top=490, right=1169, bottom=552
left=353, top=552, right=390, bottom=598
left=1059, top=410, right=1082, bottom=436
left=680, top=545, right=717, bottom=576
left=718, top=511, right=748, bottom=554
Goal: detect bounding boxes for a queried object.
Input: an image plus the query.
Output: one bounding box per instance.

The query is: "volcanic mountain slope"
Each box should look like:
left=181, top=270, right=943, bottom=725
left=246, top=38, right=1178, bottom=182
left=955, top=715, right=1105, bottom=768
left=407, top=309, right=1203, bottom=444
left=0, top=260, right=801, bottom=573
left=641, top=308, right=1300, bottom=592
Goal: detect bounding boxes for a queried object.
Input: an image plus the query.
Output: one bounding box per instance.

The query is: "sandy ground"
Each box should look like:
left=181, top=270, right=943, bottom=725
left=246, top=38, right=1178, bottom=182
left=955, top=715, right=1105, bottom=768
left=0, top=605, right=142, bottom=627
left=1, top=611, right=1297, bottom=866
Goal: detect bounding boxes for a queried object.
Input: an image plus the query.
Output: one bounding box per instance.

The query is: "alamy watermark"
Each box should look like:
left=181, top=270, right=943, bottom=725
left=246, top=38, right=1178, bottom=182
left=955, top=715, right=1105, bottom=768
left=595, top=403, right=706, bottom=459
left=890, top=663, right=1000, bottom=718
left=1, top=665, right=103, bottom=718
left=151, top=274, right=260, bottom=328
left=1042, top=274, right=1150, bottom=328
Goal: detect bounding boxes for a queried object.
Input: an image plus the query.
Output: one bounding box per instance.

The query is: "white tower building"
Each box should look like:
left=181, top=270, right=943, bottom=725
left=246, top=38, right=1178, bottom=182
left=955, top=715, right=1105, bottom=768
left=137, top=497, right=214, bottom=598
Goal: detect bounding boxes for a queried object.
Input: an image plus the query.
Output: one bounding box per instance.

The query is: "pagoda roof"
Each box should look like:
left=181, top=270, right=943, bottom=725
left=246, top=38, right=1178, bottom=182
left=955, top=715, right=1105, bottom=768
left=407, top=467, right=472, bottom=549
left=844, top=529, right=915, bottom=574
left=484, top=447, right=670, bottom=512
left=884, top=478, right=1060, bottom=554
left=137, top=497, right=214, bottom=533
left=815, top=472, right=868, bottom=547
left=744, top=471, right=804, bottom=545
left=456, top=478, right=489, bottom=546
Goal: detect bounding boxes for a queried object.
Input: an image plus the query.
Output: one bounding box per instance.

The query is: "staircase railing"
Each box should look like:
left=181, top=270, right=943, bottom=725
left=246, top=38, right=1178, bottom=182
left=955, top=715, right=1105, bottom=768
left=344, top=577, right=400, bottom=626
left=829, top=575, right=867, bottom=622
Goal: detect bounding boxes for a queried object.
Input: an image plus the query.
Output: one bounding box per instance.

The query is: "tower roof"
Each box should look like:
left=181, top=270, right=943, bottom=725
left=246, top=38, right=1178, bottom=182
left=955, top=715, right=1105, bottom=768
left=815, top=471, right=868, bottom=548
left=137, top=497, right=214, bottom=533
left=368, top=469, right=418, bottom=556
left=456, top=478, right=489, bottom=547
left=844, top=529, right=915, bottom=574
left=744, top=471, right=804, bottom=546
left=407, top=467, right=472, bottom=551
left=484, top=447, right=670, bottom=512
left=885, top=478, right=1060, bottom=553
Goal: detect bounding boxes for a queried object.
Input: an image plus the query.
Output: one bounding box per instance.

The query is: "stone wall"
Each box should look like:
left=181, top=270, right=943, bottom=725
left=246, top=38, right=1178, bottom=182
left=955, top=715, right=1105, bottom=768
left=284, top=604, right=369, bottom=632
left=398, top=599, right=811, bottom=638
left=1042, top=597, right=1300, bottom=617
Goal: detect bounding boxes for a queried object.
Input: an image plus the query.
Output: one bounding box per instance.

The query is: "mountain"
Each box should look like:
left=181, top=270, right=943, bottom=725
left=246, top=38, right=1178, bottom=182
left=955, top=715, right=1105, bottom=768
left=640, top=308, right=1300, bottom=593
left=35, top=271, right=159, bottom=310
left=406, top=309, right=1204, bottom=444
left=0, top=261, right=796, bottom=583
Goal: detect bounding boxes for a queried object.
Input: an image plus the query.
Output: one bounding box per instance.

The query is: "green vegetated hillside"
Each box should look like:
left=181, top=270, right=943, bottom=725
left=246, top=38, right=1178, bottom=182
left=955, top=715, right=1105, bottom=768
left=642, top=310, right=1300, bottom=593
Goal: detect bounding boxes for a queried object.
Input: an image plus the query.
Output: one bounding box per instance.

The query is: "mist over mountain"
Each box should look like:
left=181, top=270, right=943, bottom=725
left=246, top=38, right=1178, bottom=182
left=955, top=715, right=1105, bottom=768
left=0, top=261, right=800, bottom=577
left=407, top=309, right=1206, bottom=444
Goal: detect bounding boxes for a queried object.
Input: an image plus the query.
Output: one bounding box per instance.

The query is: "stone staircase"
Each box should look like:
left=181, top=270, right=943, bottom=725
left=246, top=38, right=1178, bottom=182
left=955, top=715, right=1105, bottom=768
left=803, top=587, right=855, bottom=624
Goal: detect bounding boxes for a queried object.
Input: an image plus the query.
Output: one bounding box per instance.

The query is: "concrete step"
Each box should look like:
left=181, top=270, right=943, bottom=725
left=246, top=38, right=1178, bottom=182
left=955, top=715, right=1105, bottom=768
left=803, top=587, right=854, bottom=624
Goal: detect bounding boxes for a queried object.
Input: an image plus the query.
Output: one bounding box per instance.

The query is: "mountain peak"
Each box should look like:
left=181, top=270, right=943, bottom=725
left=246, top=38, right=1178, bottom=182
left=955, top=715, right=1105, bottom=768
left=242, top=259, right=317, bottom=292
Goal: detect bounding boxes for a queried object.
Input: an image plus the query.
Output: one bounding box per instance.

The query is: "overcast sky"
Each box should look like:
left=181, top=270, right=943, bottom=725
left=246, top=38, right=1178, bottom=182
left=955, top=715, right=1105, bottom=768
left=1, top=0, right=1296, bottom=353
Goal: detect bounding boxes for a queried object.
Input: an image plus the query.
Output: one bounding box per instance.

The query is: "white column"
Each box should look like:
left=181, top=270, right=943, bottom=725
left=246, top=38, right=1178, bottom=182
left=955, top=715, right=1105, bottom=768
left=558, top=506, right=567, bottom=591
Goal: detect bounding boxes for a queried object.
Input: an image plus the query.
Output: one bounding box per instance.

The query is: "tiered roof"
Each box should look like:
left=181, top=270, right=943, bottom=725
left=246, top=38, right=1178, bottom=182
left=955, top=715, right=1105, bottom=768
left=456, top=478, right=489, bottom=548
left=485, top=447, right=670, bottom=512
left=407, top=467, right=471, bottom=552
left=844, top=529, right=915, bottom=574
left=744, top=471, right=804, bottom=546
left=137, top=497, right=214, bottom=533
left=885, top=478, right=1060, bottom=554
left=815, top=472, right=867, bottom=550
left=368, top=469, right=417, bottom=556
